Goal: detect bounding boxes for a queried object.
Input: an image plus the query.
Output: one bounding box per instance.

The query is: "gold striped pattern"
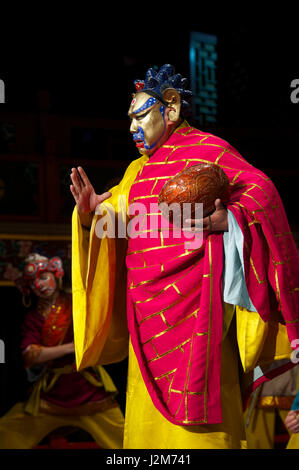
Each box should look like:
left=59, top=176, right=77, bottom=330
left=127, top=123, right=298, bottom=424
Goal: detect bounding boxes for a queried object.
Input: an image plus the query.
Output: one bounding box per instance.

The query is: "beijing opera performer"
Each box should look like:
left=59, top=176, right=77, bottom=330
left=0, top=253, right=124, bottom=449
left=70, top=64, right=299, bottom=449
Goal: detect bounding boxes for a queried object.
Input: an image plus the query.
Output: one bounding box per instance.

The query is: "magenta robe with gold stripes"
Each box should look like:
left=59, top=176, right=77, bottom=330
left=126, top=124, right=299, bottom=426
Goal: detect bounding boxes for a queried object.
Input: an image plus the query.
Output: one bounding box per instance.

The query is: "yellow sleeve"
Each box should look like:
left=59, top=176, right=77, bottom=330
left=236, top=306, right=292, bottom=372
left=72, top=155, right=148, bottom=370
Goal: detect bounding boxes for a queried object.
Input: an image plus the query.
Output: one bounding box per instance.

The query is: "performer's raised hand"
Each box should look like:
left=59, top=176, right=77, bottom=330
left=70, top=167, right=111, bottom=215
left=184, top=199, right=228, bottom=232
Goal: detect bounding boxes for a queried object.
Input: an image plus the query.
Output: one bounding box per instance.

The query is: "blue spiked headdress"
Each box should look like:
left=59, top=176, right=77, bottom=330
left=134, top=64, right=192, bottom=114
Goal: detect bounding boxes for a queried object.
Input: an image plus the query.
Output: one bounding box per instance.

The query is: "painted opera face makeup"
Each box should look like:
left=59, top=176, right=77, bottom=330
left=30, top=271, right=57, bottom=298
left=128, top=92, right=171, bottom=156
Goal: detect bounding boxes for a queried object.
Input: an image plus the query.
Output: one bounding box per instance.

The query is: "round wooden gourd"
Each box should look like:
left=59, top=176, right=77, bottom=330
left=158, top=163, right=229, bottom=219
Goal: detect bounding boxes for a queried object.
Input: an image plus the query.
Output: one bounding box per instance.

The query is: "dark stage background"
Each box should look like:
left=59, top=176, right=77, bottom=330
left=0, top=20, right=298, bottom=443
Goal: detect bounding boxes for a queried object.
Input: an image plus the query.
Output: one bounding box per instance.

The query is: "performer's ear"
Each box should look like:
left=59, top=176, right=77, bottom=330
left=162, top=88, right=181, bottom=122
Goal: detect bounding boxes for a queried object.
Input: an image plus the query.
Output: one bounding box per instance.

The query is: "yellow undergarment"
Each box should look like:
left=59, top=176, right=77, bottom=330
left=124, top=318, right=247, bottom=449
left=0, top=402, right=124, bottom=449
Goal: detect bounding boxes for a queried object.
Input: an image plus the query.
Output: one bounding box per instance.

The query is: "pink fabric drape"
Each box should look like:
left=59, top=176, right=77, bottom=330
left=126, top=124, right=299, bottom=425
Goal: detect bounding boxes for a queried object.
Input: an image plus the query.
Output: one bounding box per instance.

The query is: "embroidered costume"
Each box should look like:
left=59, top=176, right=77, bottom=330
left=0, top=256, right=124, bottom=449
left=245, top=363, right=298, bottom=448
left=71, top=65, right=299, bottom=449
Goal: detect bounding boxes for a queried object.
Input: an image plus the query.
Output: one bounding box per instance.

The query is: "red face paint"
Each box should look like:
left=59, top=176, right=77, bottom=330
left=31, top=272, right=57, bottom=298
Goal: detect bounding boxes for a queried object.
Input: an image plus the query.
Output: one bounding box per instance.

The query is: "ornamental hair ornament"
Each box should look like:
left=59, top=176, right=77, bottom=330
left=23, top=255, right=64, bottom=281
left=15, top=253, right=64, bottom=296
left=133, top=64, right=193, bottom=112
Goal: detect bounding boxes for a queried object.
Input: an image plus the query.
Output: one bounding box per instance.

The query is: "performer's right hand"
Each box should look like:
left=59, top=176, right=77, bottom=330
left=285, top=410, right=299, bottom=433
left=70, top=167, right=112, bottom=215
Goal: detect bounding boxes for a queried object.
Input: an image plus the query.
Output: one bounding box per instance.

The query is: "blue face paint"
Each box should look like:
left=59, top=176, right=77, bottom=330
left=133, top=105, right=166, bottom=150
left=133, top=126, right=146, bottom=144
left=160, top=105, right=165, bottom=117
left=132, top=96, right=158, bottom=115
